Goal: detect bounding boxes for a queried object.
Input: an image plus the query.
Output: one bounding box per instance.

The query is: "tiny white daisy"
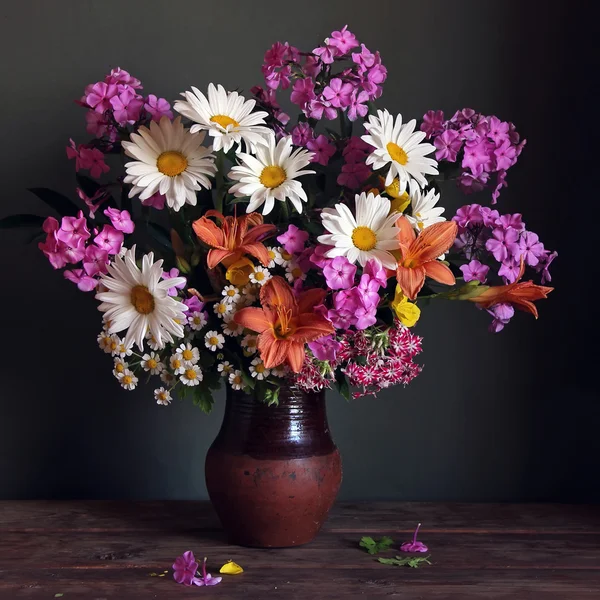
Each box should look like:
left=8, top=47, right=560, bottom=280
left=241, top=284, right=258, bottom=304
left=250, top=357, right=270, bottom=380
left=188, top=310, right=208, bottom=331
left=205, top=330, right=225, bottom=351
left=250, top=266, right=272, bottom=286
left=141, top=351, right=164, bottom=375
left=222, top=319, right=244, bottom=337
left=180, top=364, right=203, bottom=387
left=98, top=331, right=113, bottom=353
left=241, top=334, right=258, bottom=355
left=112, top=357, right=128, bottom=379
left=221, top=285, right=241, bottom=304
left=169, top=354, right=186, bottom=375
left=118, top=369, right=138, bottom=391
left=213, top=301, right=233, bottom=318
left=275, top=247, right=293, bottom=267
left=176, top=342, right=200, bottom=366
left=113, top=337, right=133, bottom=359
left=154, top=387, right=172, bottom=406
left=271, top=365, right=289, bottom=378
left=229, top=369, right=245, bottom=391
left=217, top=361, right=234, bottom=377
left=160, top=370, right=177, bottom=385
left=266, top=246, right=281, bottom=269
left=285, top=262, right=306, bottom=283
left=146, top=331, right=162, bottom=351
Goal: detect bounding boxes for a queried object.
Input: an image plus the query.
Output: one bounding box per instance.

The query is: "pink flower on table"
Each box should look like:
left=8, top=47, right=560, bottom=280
left=140, top=192, right=166, bottom=210
left=291, top=122, right=314, bottom=147
left=77, top=188, right=109, bottom=219
left=172, top=551, right=199, bottom=587
left=363, top=258, right=387, bottom=287
left=109, top=88, right=144, bottom=125
left=104, top=208, right=134, bottom=234
left=434, top=129, right=462, bottom=162
left=323, top=256, right=356, bottom=290
left=347, top=90, right=369, bottom=122
left=421, top=110, right=445, bottom=138
left=485, top=227, right=520, bottom=262
left=144, top=95, right=173, bottom=122
left=193, top=557, right=222, bottom=587
left=308, top=335, right=342, bottom=361
left=313, top=43, right=339, bottom=64
left=56, top=211, right=90, bottom=245
left=63, top=268, right=98, bottom=292
left=290, top=78, right=315, bottom=110
left=162, top=268, right=186, bottom=296
left=85, top=82, right=118, bottom=113
left=494, top=139, right=518, bottom=170
left=105, top=67, right=142, bottom=89
left=329, top=25, right=359, bottom=54
left=306, top=97, right=337, bottom=121
left=322, top=78, right=353, bottom=109
left=460, top=259, right=489, bottom=283
left=83, top=244, right=109, bottom=277
left=94, top=224, right=124, bottom=255
left=337, top=162, right=370, bottom=190
left=307, top=135, right=336, bottom=166
left=400, top=523, right=428, bottom=553
left=277, top=224, right=309, bottom=255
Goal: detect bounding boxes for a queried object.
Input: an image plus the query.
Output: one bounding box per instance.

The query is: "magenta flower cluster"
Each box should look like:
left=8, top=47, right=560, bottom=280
left=336, top=136, right=372, bottom=190
left=172, top=551, right=221, bottom=587
left=422, top=109, right=526, bottom=203
left=452, top=203, right=557, bottom=331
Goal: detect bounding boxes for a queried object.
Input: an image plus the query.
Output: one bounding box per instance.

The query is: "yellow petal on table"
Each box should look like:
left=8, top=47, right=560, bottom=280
left=219, top=560, right=244, bottom=575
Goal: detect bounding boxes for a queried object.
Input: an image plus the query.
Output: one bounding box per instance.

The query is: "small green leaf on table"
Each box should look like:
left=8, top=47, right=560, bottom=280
left=359, top=535, right=394, bottom=555
left=377, top=555, right=432, bottom=568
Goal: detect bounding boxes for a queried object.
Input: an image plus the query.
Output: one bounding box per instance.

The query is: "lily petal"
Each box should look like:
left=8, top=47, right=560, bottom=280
left=259, top=276, right=297, bottom=311
left=423, top=260, right=455, bottom=286
left=396, top=265, right=426, bottom=300
left=233, top=307, right=273, bottom=333
left=297, top=288, right=327, bottom=313
left=409, top=220, right=458, bottom=264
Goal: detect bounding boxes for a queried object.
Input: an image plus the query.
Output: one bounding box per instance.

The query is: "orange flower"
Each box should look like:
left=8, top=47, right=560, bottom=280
left=395, top=216, right=458, bottom=300
left=233, top=277, right=334, bottom=372
left=469, top=260, right=553, bottom=318
left=192, top=210, right=276, bottom=270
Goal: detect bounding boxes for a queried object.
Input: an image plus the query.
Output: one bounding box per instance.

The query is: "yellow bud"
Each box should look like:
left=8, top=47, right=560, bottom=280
left=391, top=285, right=421, bottom=327
left=175, top=256, right=191, bottom=274
left=225, top=257, right=255, bottom=286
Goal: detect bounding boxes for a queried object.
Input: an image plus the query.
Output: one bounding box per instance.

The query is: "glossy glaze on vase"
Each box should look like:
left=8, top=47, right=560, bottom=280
left=205, top=386, right=342, bottom=547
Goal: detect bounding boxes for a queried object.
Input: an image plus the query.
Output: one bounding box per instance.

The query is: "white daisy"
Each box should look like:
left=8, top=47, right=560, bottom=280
left=160, top=370, right=177, bottom=385
left=285, top=262, right=306, bottom=283
left=266, top=246, right=281, bottom=269
left=405, top=188, right=446, bottom=232
left=112, top=357, right=128, bottom=379
left=271, top=365, right=289, bottom=378
left=229, top=369, right=245, bottom=391
left=96, top=246, right=188, bottom=351
left=229, top=136, right=315, bottom=215
left=98, top=331, right=113, bottom=353
left=362, top=109, right=438, bottom=188
left=222, top=319, right=244, bottom=337
left=122, top=116, right=216, bottom=212
left=276, top=247, right=294, bottom=267
left=213, top=301, right=233, bottom=318
left=241, top=284, right=258, bottom=304
left=188, top=310, right=208, bottom=331
left=176, top=342, right=200, bottom=366
left=249, top=266, right=272, bottom=286
left=221, top=285, right=241, bottom=304
left=217, top=361, right=234, bottom=378
left=154, top=387, right=172, bottom=406
left=180, top=364, right=203, bottom=387
left=118, top=369, right=138, bottom=391
left=173, top=83, right=271, bottom=153
left=141, top=352, right=164, bottom=375
left=169, top=354, right=186, bottom=375
left=146, top=331, right=162, bottom=351
left=241, top=334, right=258, bottom=354
left=318, top=192, right=400, bottom=269
left=205, top=330, right=225, bottom=351
left=112, top=336, right=133, bottom=358
left=250, top=357, right=270, bottom=380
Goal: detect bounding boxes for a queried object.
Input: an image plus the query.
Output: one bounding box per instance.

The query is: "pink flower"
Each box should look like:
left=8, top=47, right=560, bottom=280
left=357, top=274, right=380, bottom=309
left=352, top=44, right=376, bottom=72
left=85, top=81, right=118, bottom=113
left=498, top=259, right=521, bottom=283
left=77, top=188, right=109, bottom=219
left=460, top=259, right=489, bottom=283
left=421, top=110, right=445, bottom=138
left=105, top=67, right=142, bottom=89
left=172, top=551, right=199, bottom=587
left=306, top=98, right=337, bottom=120
left=400, top=523, right=428, bottom=553
left=263, top=64, right=291, bottom=90
left=303, top=55, right=322, bottom=78
left=83, top=244, right=109, bottom=277
left=310, top=245, right=333, bottom=269
left=494, top=139, right=518, bottom=170
left=363, top=60, right=387, bottom=97
left=184, top=296, right=204, bottom=314
left=277, top=224, right=309, bottom=255
left=291, top=122, right=313, bottom=147
left=337, top=162, right=370, bottom=189
left=39, top=217, right=68, bottom=269
left=64, top=268, right=98, bottom=292
left=140, top=192, right=166, bottom=210
left=194, top=557, right=222, bottom=587
left=485, top=227, right=520, bottom=262
left=322, top=78, right=354, bottom=108
left=306, top=135, right=336, bottom=166
left=56, top=211, right=90, bottom=245
left=104, top=208, right=134, bottom=234
left=62, top=238, right=87, bottom=265
left=328, top=25, right=359, bottom=54
left=495, top=212, right=524, bottom=231
left=462, top=139, right=493, bottom=174
left=487, top=116, right=510, bottom=145
left=162, top=268, right=186, bottom=296
left=308, top=335, right=342, bottom=361
left=434, top=129, right=462, bottom=162
left=290, top=78, right=315, bottom=109
left=66, top=140, right=110, bottom=178
left=110, top=88, right=144, bottom=125
left=263, top=42, right=288, bottom=68
left=144, top=95, right=173, bottom=122
left=323, top=256, right=356, bottom=289
left=487, top=302, right=515, bottom=333
left=94, top=225, right=124, bottom=255
left=313, top=43, right=339, bottom=64
left=519, top=231, right=545, bottom=267
left=363, top=258, right=387, bottom=287
left=347, top=90, right=369, bottom=121
left=85, top=111, right=116, bottom=140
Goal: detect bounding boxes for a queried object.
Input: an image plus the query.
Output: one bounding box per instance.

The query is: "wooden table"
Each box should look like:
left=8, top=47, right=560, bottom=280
left=1, top=502, right=599, bottom=599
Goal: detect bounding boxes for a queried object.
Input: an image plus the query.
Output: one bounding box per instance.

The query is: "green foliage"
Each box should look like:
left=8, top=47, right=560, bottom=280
left=335, top=370, right=351, bottom=401
left=263, top=386, right=280, bottom=407
left=0, top=214, right=46, bottom=229
left=359, top=536, right=394, bottom=555
left=377, top=555, right=432, bottom=568
left=443, top=280, right=485, bottom=300
left=28, top=187, right=79, bottom=217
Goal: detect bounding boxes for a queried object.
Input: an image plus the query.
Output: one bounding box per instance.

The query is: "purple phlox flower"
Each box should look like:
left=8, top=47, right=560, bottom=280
left=337, top=162, right=370, bottom=189
left=140, top=192, right=166, bottom=210
left=295, top=247, right=315, bottom=273
left=93, top=224, right=124, bottom=255
left=307, top=134, right=336, bottom=166
left=458, top=171, right=489, bottom=195
left=343, top=136, right=371, bottom=161
left=495, top=213, right=525, bottom=231
left=328, top=25, right=359, bottom=54
left=347, top=90, right=369, bottom=121
left=485, top=228, right=520, bottom=262
left=303, top=55, right=322, bottom=78
left=291, top=122, right=314, bottom=147
left=421, top=110, right=445, bottom=138
left=313, top=42, right=339, bottom=64
left=66, top=140, right=109, bottom=178
left=105, top=67, right=142, bottom=89
left=308, top=334, right=342, bottom=361
left=535, top=250, right=558, bottom=284
left=83, top=244, right=109, bottom=277
left=162, top=268, right=186, bottom=296
left=462, top=139, right=494, bottom=175
left=310, top=244, right=333, bottom=269
left=144, top=95, right=173, bottom=122
left=77, top=187, right=109, bottom=219
left=452, top=204, right=483, bottom=230
left=400, top=523, right=429, bottom=553
left=64, top=268, right=98, bottom=292
left=290, top=77, right=316, bottom=110
left=518, top=231, right=545, bottom=267
left=306, top=97, right=337, bottom=121
left=323, top=256, right=357, bottom=290
left=263, top=64, right=292, bottom=90
left=487, top=116, right=510, bottom=145
left=352, top=43, right=376, bottom=72
left=434, top=129, right=462, bottom=162
left=363, top=258, right=387, bottom=287
left=491, top=170, right=508, bottom=204
left=460, top=259, right=489, bottom=283
left=104, top=208, right=135, bottom=234
left=85, top=111, right=114, bottom=140
left=363, top=59, right=387, bottom=98
left=494, top=139, right=518, bottom=170
left=277, top=224, right=309, bottom=255
left=264, top=41, right=289, bottom=68
left=322, top=78, right=354, bottom=109
left=110, top=87, right=144, bottom=125
left=498, top=258, right=522, bottom=283
left=85, top=81, right=118, bottom=113
left=38, top=217, right=67, bottom=269
left=487, top=302, right=514, bottom=333
left=183, top=296, right=204, bottom=314
left=357, top=274, right=380, bottom=309
left=172, top=550, right=199, bottom=586
left=451, top=108, right=477, bottom=125
left=193, top=557, right=222, bottom=587
left=354, top=304, right=378, bottom=330
left=480, top=206, right=500, bottom=227
left=56, top=211, right=90, bottom=245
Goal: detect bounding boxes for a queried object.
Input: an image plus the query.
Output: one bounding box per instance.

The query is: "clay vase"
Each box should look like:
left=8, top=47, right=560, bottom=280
left=205, top=385, right=342, bottom=547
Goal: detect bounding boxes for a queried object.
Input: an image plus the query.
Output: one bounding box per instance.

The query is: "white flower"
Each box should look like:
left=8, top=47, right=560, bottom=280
left=176, top=342, right=200, bottom=366
left=405, top=187, right=446, bottom=231
left=188, top=310, right=208, bottom=331
left=266, top=246, right=281, bottom=268
left=229, top=369, right=245, bottom=391
left=249, top=266, right=272, bottom=286
left=118, top=369, right=138, bottom=391
left=96, top=246, right=188, bottom=351
left=141, top=351, right=164, bottom=374
left=241, top=334, right=258, bottom=354
left=180, top=364, right=203, bottom=386
left=222, top=319, right=244, bottom=337
left=154, top=387, right=172, bottom=406
left=285, top=262, right=306, bottom=283
left=362, top=109, right=438, bottom=188
left=250, top=357, right=270, bottom=380
left=122, top=116, right=216, bottom=212
left=173, top=83, right=271, bottom=153
left=229, top=136, right=315, bottom=215
left=213, top=301, right=233, bottom=318
left=160, top=370, right=177, bottom=385
left=318, top=192, right=400, bottom=269
left=146, top=331, right=162, bottom=351
left=221, top=285, right=241, bottom=304
left=169, top=354, right=186, bottom=375
left=205, top=330, right=225, bottom=351
left=275, top=246, right=294, bottom=267
left=218, top=361, right=234, bottom=377
left=112, top=357, right=128, bottom=379
left=241, top=284, right=258, bottom=304
left=98, top=331, right=113, bottom=353
left=112, top=336, right=133, bottom=358
left=271, top=365, right=288, bottom=378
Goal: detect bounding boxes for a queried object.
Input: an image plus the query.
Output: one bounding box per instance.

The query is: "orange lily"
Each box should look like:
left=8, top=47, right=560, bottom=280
left=469, top=260, right=553, bottom=318
left=233, top=277, right=334, bottom=372
left=192, top=210, right=276, bottom=270
left=395, top=216, right=458, bottom=300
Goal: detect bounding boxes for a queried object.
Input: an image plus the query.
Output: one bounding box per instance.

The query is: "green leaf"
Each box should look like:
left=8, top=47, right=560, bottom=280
left=241, top=369, right=255, bottom=391
left=263, top=386, right=280, bottom=407
left=335, top=370, right=351, bottom=401
left=443, top=280, right=485, bottom=301
left=377, top=555, right=432, bottom=568
left=28, top=188, right=79, bottom=217
left=0, top=214, right=46, bottom=229
left=360, top=536, right=394, bottom=555
left=146, top=222, right=172, bottom=250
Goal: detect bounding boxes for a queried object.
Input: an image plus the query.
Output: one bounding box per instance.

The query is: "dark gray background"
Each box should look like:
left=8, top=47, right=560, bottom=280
left=0, top=0, right=595, bottom=501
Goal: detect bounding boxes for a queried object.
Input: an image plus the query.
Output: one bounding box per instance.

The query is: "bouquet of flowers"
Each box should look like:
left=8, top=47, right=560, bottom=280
left=5, top=26, right=555, bottom=409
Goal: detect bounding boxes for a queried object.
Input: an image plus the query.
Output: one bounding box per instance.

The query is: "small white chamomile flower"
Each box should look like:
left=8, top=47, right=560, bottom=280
left=98, top=331, right=113, bottom=353
left=285, top=262, right=306, bottom=283
left=188, top=310, right=208, bottom=331
left=218, top=361, right=234, bottom=377
left=229, top=369, right=245, bottom=391
left=118, top=369, right=138, bottom=390
left=221, top=285, right=241, bottom=304
left=214, top=301, right=233, bottom=318
left=222, top=319, right=244, bottom=337
left=141, top=352, right=164, bottom=374
left=241, top=334, right=258, bottom=354
left=176, top=342, right=200, bottom=365
left=112, top=357, right=129, bottom=379
left=271, top=365, right=289, bottom=378
left=169, top=354, right=186, bottom=375
left=250, top=266, right=271, bottom=286
left=205, top=330, right=225, bottom=351
left=266, top=246, right=281, bottom=269
left=160, top=370, right=177, bottom=385
left=180, top=365, right=203, bottom=386
left=154, top=387, right=172, bottom=406
left=146, top=331, right=162, bottom=351
left=250, top=357, right=270, bottom=380
left=276, top=247, right=293, bottom=267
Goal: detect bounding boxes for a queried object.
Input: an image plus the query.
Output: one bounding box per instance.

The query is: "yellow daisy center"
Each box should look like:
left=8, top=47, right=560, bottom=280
left=268, top=250, right=276, bottom=261
left=226, top=289, right=237, bottom=297
left=115, top=363, right=125, bottom=373
left=158, top=392, right=167, bottom=401
left=281, top=250, right=293, bottom=261
left=182, top=349, right=194, bottom=361
left=255, top=363, right=266, bottom=374
left=386, top=142, right=408, bottom=165
left=122, top=375, right=132, bottom=385
left=254, top=271, right=265, bottom=281
left=247, top=338, right=257, bottom=348
left=109, top=340, right=118, bottom=351
left=209, top=336, right=219, bottom=346
left=184, top=369, right=197, bottom=381
left=210, top=114, right=240, bottom=129
left=130, top=285, right=155, bottom=315
left=118, top=345, right=127, bottom=354
left=352, top=226, right=378, bottom=251
left=233, top=375, right=242, bottom=385
left=147, top=358, right=157, bottom=369
left=259, top=165, right=286, bottom=189
left=217, top=303, right=228, bottom=314
left=193, top=316, right=202, bottom=324
left=157, top=151, right=188, bottom=177
left=414, top=213, right=425, bottom=230
left=291, top=267, right=303, bottom=278
left=172, top=359, right=181, bottom=369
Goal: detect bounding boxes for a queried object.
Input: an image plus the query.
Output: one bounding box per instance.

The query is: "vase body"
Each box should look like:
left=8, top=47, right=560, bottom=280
left=205, top=386, right=342, bottom=547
